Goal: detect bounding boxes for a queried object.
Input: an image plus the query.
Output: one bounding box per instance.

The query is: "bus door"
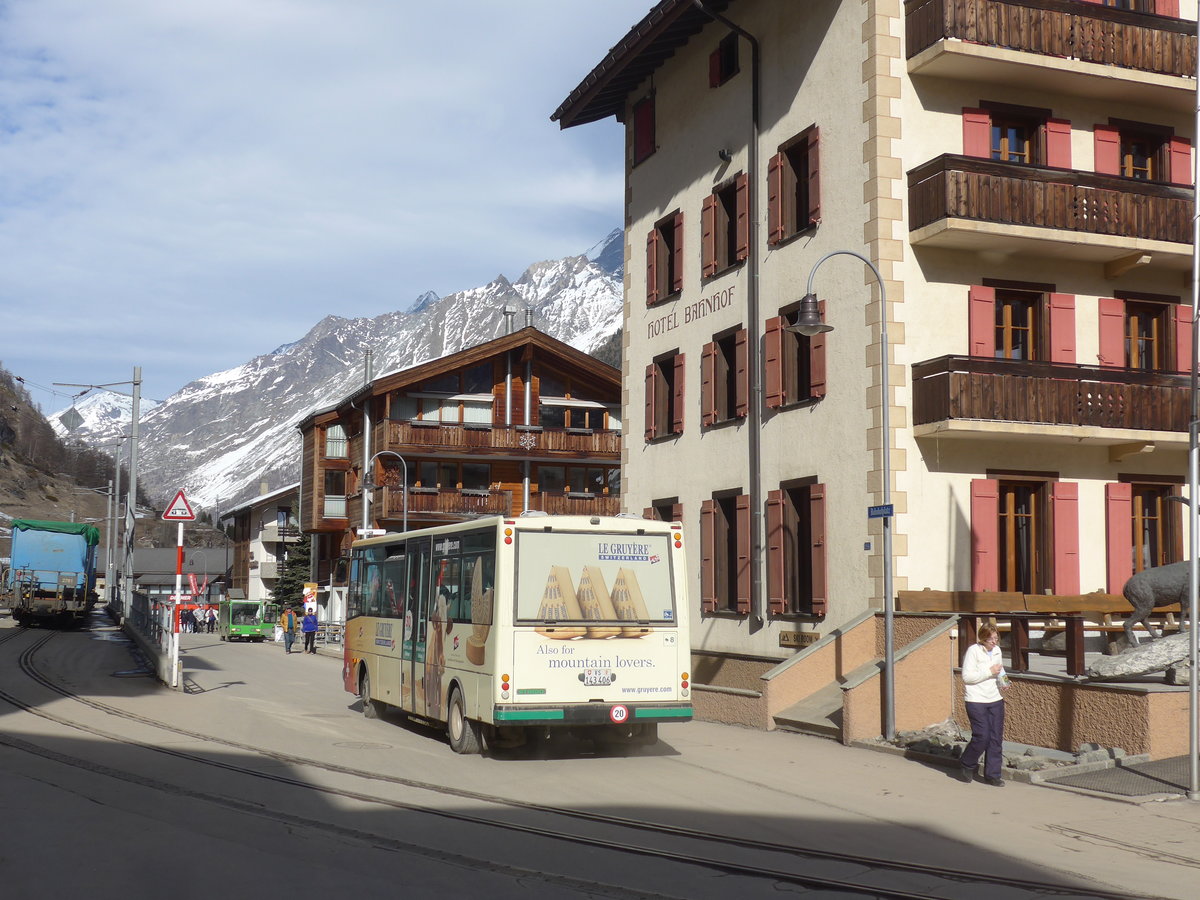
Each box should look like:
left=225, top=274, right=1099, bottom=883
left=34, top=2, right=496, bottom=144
left=404, top=538, right=432, bottom=718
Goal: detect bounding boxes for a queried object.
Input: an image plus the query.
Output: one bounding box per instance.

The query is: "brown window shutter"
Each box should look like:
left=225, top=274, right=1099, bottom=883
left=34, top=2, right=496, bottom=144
left=766, top=489, right=786, bottom=616
left=810, top=483, right=827, bottom=616
left=767, top=152, right=784, bottom=244
left=709, top=48, right=722, bottom=88
left=765, top=316, right=785, bottom=408
left=734, top=328, right=749, bottom=417
left=672, top=352, right=686, bottom=434
left=646, top=228, right=659, bottom=306
left=735, top=173, right=749, bottom=261
left=809, top=300, right=827, bottom=399
left=701, top=194, right=717, bottom=278
left=671, top=503, right=683, bottom=523
left=700, top=341, right=716, bottom=427
left=672, top=212, right=685, bottom=293
left=735, top=493, right=752, bottom=614
left=807, top=126, right=821, bottom=226
left=700, top=499, right=717, bottom=613
left=644, top=363, right=658, bottom=441
left=643, top=506, right=656, bottom=520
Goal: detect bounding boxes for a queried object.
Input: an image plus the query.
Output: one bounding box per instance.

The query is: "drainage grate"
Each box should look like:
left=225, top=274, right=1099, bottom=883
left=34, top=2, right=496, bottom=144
left=1045, top=756, right=1191, bottom=797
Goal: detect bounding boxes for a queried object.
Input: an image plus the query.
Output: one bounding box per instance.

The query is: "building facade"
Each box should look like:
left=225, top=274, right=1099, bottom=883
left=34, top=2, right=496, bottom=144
left=224, top=483, right=301, bottom=604
left=297, top=326, right=622, bottom=621
left=554, top=0, right=1196, bottom=673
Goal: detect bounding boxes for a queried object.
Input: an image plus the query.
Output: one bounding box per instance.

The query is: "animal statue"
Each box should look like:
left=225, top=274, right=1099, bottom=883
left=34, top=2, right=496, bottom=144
left=1122, top=561, right=1190, bottom=645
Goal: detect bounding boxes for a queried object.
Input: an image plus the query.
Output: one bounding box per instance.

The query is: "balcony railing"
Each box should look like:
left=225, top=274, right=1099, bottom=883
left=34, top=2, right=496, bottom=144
left=905, top=0, right=1195, bottom=77
left=908, top=154, right=1193, bottom=244
left=912, top=355, right=1189, bottom=432
left=379, top=486, right=511, bottom=520
left=260, top=523, right=302, bottom=544
left=535, top=493, right=622, bottom=516
left=378, top=420, right=621, bottom=458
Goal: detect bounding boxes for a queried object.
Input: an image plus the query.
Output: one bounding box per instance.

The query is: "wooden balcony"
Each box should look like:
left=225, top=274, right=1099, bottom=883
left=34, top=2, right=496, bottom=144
left=912, top=355, right=1190, bottom=446
left=378, top=486, right=511, bottom=521
left=377, top=420, right=621, bottom=461
left=534, top=493, right=622, bottom=517
left=908, top=154, right=1193, bottom=271
left=906, top=0, right=1195, bottom=110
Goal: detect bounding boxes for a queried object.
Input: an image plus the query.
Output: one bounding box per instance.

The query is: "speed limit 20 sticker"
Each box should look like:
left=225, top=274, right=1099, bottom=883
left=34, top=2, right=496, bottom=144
left=609, top=704, right=629, bottom=724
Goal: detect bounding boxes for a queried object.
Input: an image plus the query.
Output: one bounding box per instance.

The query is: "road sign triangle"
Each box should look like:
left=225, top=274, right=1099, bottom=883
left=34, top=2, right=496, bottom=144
left=162, top=489, right=196, bottom=521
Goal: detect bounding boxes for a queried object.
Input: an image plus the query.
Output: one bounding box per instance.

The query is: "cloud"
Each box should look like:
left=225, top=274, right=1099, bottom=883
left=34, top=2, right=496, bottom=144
left=0, top=0, right=646, bottom=404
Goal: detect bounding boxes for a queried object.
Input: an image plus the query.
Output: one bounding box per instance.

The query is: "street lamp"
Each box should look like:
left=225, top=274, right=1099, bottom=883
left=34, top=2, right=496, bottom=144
left=786, top=249, right=895, bottom=741
left=364, top=450, right=409, bottom=533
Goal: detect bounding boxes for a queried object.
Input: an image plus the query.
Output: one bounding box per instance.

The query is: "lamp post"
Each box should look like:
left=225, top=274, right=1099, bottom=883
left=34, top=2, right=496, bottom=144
left=363, top=450, right=409, bottom=534
left=786, top=249, right=895, bottom=741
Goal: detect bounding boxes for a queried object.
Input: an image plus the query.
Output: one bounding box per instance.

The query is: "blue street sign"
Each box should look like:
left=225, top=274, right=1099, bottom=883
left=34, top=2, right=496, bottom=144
left=867, top=504, right=894, bottom=519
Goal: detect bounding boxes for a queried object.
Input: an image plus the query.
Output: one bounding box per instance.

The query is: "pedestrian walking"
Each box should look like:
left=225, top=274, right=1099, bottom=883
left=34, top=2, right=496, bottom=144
left=207, top=607, right=217, bottom=633
left=279, top=607, right=299, bottom=654
left=301, top=609, right=318, bottom=654
left=956, top=623, right=1008, bottom=787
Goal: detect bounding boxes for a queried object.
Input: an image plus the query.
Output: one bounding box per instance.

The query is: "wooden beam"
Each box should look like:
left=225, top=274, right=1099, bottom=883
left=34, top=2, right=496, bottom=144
left=1103, top=252, right=1152, bottom=280
left=1108, top=441, right=1155, bottom=462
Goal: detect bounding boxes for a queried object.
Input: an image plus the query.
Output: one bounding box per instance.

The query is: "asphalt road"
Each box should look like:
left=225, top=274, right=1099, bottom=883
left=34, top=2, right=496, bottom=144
left=1, top=609, right=1198, bottom=900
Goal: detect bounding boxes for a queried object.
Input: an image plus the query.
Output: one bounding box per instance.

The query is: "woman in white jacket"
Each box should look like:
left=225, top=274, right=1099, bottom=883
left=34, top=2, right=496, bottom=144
left=956, top=623, right=1007, bottom=786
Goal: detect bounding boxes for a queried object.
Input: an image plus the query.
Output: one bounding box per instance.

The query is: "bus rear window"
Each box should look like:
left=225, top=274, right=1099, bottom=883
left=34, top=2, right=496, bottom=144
left=514, top=531, right=675, bottom=624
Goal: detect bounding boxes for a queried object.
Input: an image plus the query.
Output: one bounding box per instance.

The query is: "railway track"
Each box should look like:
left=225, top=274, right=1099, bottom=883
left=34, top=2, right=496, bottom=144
left=0, top=622, right=1166, bottom=900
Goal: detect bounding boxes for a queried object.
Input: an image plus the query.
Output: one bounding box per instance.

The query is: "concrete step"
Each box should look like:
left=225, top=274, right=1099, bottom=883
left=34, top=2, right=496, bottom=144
left=772, top=680, right=843, bottom=740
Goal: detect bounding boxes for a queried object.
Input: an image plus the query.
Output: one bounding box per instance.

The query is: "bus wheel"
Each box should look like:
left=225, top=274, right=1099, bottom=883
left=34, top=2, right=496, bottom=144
left=447, top=688, right=481, bottom=755
left=360, top=669, right=382, bottom=720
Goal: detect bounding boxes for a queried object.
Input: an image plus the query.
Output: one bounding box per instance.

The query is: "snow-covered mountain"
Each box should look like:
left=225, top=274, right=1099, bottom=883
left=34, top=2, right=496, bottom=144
left=50, top=390, right=158, bottom=440
left=53, top=231, right=625, bottom=512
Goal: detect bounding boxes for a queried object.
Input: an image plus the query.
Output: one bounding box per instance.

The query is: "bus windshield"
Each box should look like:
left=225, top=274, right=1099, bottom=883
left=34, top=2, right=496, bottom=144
left=230, top=602, right=262, bottom=626
left=514, top=530, right=676, bottom=624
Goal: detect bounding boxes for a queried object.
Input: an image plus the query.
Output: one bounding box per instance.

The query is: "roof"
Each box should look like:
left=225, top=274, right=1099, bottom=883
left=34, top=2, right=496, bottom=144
left=551, top=0, right=731, bottom=129
left=222, top=483, right=300, bottom=518
left=132, top=547, right=230, bottom=582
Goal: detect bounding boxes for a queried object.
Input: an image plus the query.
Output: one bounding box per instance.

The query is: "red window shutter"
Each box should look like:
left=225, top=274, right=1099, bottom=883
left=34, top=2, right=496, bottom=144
left=1155, top=0, right=1180, bottom=17
left=633, top=98, right=655, bottom=163
left=766, top=490, right=786, bottom=616
left=765, top=316, right=785, bottom=408
left=672, top=352, right=686, bottom=434
left=646, top=228, right=659, bottom=306
left=700, top=341, right=717, bottom=427
left=672, top=212, right=685, bottom=293
left=810, top=484, right=827, bottom=616
left=970, top=479, right=1000, bottom=592
left=735, top=173, right=749, bottom=261
left=1048, top=293, right=1076, bottom=364
left=810, top=300, right=827, bottom=399
left=1052, top=482, right=1080, bottom=595
left=1169, top=136, right=1192, bottom=186
left=735, top=493, right=752, bottom=615
left=767, top=152, right=784, bottom=244
left=644, top=363, right=658, bottom=441
left=963, top=108, right=991, bottom=159
left=709, top=48, right=722, bottom=88
left=700, top=500, right=717, bottom=613
left=807, top=126, right=821, bottom=226
left=1098, top=297, right=1126, bottom=367
left=1093, top=125, right=1121, bottom=176
left=1106, top=482, right=1133, bottom=594
left=968, top=285, right=996, bottom=357
left=1045, top=118, right=1072, bottom=168
left=734, top=328, right=749, bottom=417
left=701, top=194, right=717, bottom=278
left=1175, top=303, right=1193, bottom=374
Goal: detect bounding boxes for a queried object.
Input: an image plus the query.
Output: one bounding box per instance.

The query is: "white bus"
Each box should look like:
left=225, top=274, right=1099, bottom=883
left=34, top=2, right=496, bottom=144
left=342, top=513, right=692, bottom=753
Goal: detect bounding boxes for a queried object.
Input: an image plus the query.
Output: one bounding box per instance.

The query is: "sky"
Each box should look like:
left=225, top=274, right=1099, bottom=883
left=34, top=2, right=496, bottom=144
left=0, top=0, right=648, bottom=412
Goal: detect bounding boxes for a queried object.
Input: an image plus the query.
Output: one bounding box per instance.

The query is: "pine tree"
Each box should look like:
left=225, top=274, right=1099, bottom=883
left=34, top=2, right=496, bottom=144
left=273, top=537, right=312, bottom=607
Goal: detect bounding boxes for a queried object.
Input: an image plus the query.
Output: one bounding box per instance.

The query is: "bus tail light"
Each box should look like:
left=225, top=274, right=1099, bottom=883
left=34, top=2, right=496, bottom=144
left=501, top=673, right=511, bottom=699
left=681, top=671, right=689, bottom=695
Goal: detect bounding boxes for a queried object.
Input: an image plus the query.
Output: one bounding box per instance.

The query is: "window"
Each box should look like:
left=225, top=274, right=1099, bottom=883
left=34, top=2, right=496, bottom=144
left=644, top=350, right=685, bottom=440
left=998, top=480, right=1046, bottom=593
left=971, top=478, right=1079, bottom=594
left=709, top=32, right=739, bottom=87
left=700, top=493, right=751, bottom=614
left=537, top=465, right=617, bottom=495
left=1094, top=119, right=1191, bottom=185
left=1098, top=295, right=1191, bottom=372
left=963, top=104, right=1071, bottom=167
left=323, top=471, right=347, bottom=518
left=767, top=483, right=827, bottom=617
left=538, top=402, right=607, bottom=430
left=633, top=95, right=655, bottom=165
left=410, top=460, right=482, bottom=490
left=390, top=394, right=418, bottom=421
left=768, top=125, right=819, bottom=244
left=646, top=210, right=684, bottom=305
left=1105, top=479, right=1183, bottom=593
left=765, top=306, right=826, bottom=407
left=324, top=424, right=347, bottom=459
left=702, top=174, right=748, bottom=276
left=968, top=285, right=1076, bottom=363
left=701, top=328, right=748, bottom=426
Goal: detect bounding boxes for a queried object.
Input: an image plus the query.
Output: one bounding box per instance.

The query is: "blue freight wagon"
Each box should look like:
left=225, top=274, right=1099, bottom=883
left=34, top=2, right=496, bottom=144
left=2, top=519, right=100, bottom=627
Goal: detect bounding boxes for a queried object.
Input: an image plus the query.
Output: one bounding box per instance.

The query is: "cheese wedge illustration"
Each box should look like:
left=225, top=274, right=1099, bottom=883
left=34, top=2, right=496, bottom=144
left=534, top=565, right=587, bottom=639
left=576, top=565, right=622, bottom=638
left=611, top=568, right=651, bottom=637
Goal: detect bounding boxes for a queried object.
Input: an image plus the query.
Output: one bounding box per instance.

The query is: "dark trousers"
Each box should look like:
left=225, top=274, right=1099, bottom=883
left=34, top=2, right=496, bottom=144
left=303, top=632, right=316, bottom=654
left=962, top=699, right=1005, bottom=779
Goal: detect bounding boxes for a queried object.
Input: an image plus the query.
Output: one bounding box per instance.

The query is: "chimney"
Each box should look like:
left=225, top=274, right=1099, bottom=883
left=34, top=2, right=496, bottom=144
left=502, top=306, right=517, bottom=335
left=525, top=309, right=534, bottom=329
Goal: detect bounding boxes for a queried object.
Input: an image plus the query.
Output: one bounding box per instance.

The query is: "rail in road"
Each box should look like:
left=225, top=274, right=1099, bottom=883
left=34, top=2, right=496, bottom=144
left=0, top=618, right=1182, bottom=900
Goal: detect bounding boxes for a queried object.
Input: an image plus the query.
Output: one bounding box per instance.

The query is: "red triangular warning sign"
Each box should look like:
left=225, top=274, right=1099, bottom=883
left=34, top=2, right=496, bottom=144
left=162, top=489, right=196, bottom=521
